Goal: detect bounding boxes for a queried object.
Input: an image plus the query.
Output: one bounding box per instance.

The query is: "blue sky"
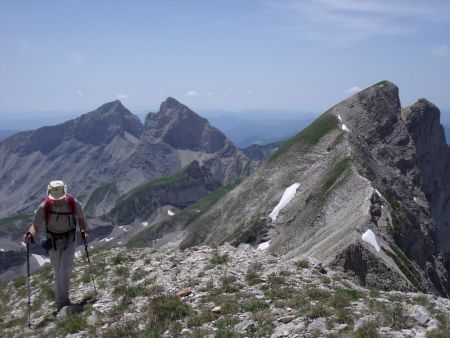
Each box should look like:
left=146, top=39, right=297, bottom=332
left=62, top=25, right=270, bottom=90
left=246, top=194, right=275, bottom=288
left=0, top=0, right=449, bottom=119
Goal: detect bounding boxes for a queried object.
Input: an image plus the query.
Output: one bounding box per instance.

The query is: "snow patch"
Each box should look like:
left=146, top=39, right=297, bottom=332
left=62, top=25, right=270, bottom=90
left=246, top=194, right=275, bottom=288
left=413, top=197, right=418, bottom=203
left=142, top=221, right=149, bottom=227
left=362, top=229, right=380, bottom=252
left=269, top=183, right=300, bottom=221
left=118, top=241, right=123, bottom=245
left=99, top=237, right=114, bottom=243
left=32, top=254, right=50, bottom=267
left=21, top=242, right=26, bottom=247
left=119, top=226, right=128, bottom=233
left=342, top=124, right=350, bottom=132
left=75, top=250, right=82, bottom=259
left=0, top=248, right=5, bottom=252
left=257, top=241, right=270, bottom=251
left=375, top=189, right=382, bottom=198
left=337, top=114, right=343, bottom=122
left=168, top=210, right=175, bottom=216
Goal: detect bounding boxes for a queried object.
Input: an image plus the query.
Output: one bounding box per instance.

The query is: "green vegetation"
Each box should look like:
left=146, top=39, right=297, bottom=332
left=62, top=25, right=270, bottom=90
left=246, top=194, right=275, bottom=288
left=0, top=212, right=34, bottom=228
left=12, top=276, right=27, bottom=288
left=209, top=252, right=230, bottom=266
left=295, top=259, right=309, bottom=269
left=353, top=321, right=380, bottom=338
left=245, top=269, right=263, bottom=285
left=116, top=170, right=184, bottom=207
left=385, top=195, right=403, bottom=231
left=383, top=245, right=425, bottom=292
left=269, top=113, right=339, bottom=163
left=242, top=299, right=269, bottom=312
left=367, top=299, right=408, bottom=330
left=128, top=181, right=240, bottom=248
left=84, top=181, right=117, bottom=216
left=321, top=158, right=351, bottom=196
left=55, top=314, right=87, bottom=335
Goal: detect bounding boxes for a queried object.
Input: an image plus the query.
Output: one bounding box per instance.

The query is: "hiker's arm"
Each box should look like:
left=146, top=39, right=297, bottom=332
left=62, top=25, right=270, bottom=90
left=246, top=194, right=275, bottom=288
left=79, top=214, right=88, bottom=232
left=23, top=223, right=38, bottom=243
left=75, top=200, right=89, bottom=241
left=24, top=206, right=44, bottom=243
left=79, top=214, right=89, bottom=241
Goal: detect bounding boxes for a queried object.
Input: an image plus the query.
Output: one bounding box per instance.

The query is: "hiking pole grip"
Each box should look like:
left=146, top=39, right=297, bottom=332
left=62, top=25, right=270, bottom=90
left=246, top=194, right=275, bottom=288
left=26, top=242, right=31, bottom=328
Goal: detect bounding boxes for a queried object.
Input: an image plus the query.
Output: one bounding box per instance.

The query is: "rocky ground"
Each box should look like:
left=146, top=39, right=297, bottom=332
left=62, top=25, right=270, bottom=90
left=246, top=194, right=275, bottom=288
left=1, top=244, right=449, bottom=338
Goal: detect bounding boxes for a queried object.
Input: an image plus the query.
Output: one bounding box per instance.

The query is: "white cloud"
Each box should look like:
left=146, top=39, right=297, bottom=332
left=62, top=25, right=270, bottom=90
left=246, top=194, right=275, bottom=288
left=117, top=94, right=129, bottom=99
left=185, top=90, right=198, bottom=97
left=346, top=86, right=362, bottom=94
left=207, top=92, right=214, bottom=96
left=248, top=90, right=253, bottom=94
left=265, top=0, right=450, bottom=43
left=76, top=90, right=83, bottom=96
left=432, top=44, right=449, bottom=56
left=158, top=89, right=165, bottom=93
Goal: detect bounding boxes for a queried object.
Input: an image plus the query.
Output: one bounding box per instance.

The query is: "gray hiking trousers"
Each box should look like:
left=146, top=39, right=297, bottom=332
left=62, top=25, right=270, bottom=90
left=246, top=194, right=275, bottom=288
left=49, top=238, right=75, bottom=309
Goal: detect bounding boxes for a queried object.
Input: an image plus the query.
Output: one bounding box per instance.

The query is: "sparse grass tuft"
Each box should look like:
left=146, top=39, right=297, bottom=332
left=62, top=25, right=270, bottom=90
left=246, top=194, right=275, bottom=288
left=210, top=252, right=230, bottom=266
left=242, top=299, right=269, bottom=312
left=353, top=321, right=380, bottom=338
left=246, top=269, right=263, bottom=286
left=56, top=314, right=87, bottom=334
left=295, top=259, right=309, bottom=269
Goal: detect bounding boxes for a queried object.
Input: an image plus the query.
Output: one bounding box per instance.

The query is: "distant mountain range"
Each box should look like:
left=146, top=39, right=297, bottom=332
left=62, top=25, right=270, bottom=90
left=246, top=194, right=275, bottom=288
left=0, top=98, right=253, bottom=220
left=203, top=113, right=315, bottom=148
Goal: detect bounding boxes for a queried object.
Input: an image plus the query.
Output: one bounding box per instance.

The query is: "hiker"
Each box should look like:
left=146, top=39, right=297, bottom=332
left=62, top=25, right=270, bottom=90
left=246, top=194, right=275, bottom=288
left=23, top=180, right=89, bottom=312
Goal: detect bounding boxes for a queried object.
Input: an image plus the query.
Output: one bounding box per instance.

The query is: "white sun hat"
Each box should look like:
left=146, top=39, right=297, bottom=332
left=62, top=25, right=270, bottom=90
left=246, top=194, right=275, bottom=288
left=47, top=180, right=67, bottom=200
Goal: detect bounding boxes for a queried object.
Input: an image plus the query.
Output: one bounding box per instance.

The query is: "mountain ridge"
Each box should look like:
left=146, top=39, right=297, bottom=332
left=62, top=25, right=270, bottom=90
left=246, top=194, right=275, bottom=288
left=135, top=81, right=450, bottom=297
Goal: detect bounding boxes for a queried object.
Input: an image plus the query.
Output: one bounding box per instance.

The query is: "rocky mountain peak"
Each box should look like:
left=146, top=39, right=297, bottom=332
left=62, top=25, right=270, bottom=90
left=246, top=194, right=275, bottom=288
left=143, top=98, right=230, bottom=153
left=94, top=99, right=129, bottom=116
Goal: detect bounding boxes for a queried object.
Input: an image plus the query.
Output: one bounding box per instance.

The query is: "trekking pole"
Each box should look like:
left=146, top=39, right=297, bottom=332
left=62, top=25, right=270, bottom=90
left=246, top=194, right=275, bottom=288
left=81, top=230, right=97, bottom=299
left=26, top=240, right=32, bottom=328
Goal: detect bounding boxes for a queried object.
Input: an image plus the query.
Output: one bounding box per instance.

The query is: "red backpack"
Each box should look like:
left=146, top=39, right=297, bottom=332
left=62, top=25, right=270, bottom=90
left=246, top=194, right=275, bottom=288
left=44, top=193, right=77, bottom=227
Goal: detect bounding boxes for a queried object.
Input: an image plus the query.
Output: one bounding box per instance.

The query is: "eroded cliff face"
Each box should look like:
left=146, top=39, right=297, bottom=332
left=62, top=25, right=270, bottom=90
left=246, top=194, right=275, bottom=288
left=173, top=81, right=450, bottom=296
left=401, top=99, right=450, bottom=261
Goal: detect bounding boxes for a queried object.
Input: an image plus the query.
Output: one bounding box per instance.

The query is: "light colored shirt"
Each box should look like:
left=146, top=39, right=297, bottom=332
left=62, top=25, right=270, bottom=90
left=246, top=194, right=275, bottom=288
left=33, top=197, right=84, bottom=234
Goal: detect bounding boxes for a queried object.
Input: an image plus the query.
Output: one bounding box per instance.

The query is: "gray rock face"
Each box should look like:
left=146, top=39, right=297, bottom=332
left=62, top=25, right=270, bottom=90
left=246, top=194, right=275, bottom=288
left=144, top=97, right=228, bottom=153
left=175, top=81, right=450, bottom=297
left=0, top=98, right=253, bottom=219
left=402, top=99, right=450, bottom=262
left=108, top=161, right=221, bottom=224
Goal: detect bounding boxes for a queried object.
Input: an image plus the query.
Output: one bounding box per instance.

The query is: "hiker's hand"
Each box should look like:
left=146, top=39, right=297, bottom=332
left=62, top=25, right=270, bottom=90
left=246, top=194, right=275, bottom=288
left=23, top=232, right=34, bottom=244
left=81, top=230, right=89, bottom=242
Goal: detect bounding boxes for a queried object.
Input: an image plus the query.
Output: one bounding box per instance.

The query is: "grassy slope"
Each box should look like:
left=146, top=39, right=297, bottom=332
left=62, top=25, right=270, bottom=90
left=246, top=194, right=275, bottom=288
left=268, top=113, right=339, bottom=163
left=84, top=181, right=117, bottom=216
left=127, top=181, right=241, bottom=248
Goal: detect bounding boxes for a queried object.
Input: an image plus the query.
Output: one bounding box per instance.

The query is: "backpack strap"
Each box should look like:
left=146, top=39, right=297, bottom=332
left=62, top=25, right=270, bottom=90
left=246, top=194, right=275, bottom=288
left=44, top=197, right=53, bottom=226
left=66, top=194, right=77, bottom=227
left=43, top=194, right=78, bottom=228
